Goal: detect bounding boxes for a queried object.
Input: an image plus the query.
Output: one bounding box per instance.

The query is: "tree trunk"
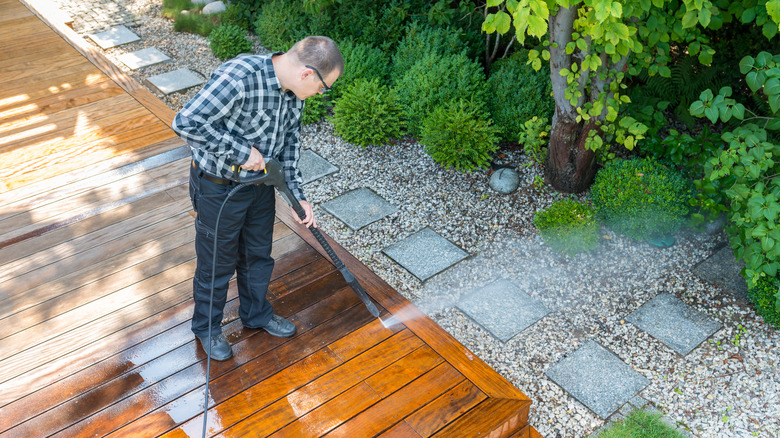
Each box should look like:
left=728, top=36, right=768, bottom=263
left=544, top=106, right=597, bottom=193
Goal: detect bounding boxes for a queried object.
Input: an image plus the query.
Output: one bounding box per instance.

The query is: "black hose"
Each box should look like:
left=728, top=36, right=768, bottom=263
left=202, top=182, right=248, bottom=438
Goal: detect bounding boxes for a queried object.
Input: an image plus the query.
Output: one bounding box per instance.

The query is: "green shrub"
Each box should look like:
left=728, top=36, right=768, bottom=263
left=590, top=157, right=693, bottom=241
left=534, top=199, right=600, bottom=256
left=518, top=116, right=551, bottom=168
left=253, top=0, right=306, bottom=52
left=221, top=3, right=252, bottom=31
left=395, top=53, right=488, bottom=137
left=172, top=12, right=218, bottom=36
left=747, top=276, right=780, bottom=329
left=330, top=40, right=389, bottom=100
left=301, top=93, right=328, bottom=125
left=590, top=408, right=685, bottom=438
left=330, top=79, right=404, bottom=147
left=324, top=0, right=425, bottom=51
left=486, top=51, right=555, bottom=142
left=392, top=22, right=468, bottom=79
left=420, top=99, right=499, bottom=172
left=208, top=24, right=252, bottom=60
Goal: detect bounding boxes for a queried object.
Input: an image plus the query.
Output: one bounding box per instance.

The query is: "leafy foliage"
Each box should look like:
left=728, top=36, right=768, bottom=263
left=590, top=157, right=692, bottom=241
left=330, top=40, right=389, bottom=100
left=253, top=0, right=306, bottom=52
left=395, top=53, right=488, bottom=137
left=534, top=198, right=600, bottom=256
left=392, top=22, right=468, bottom=79
left=517, top=116, right=551, bottom=168
left=330, top=79, right=404, bottom=147
left=747, top=276, right=780, bottom=328
left=208, top=24, right=253, bottom=60
left=486, top=51, right=554, bottom=142
left=301, top=93, right=328, bottom=125
left=420, top=99, right=500, bottom=172
left=689, top=52, right=780, bottom=303
left=225, top=0, right=264, bottom=31
left=592, top=407, right=686, bottom=438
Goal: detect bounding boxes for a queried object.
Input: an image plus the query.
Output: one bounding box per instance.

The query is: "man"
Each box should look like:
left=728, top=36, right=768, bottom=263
left=172, top=36, right=343, bottom=361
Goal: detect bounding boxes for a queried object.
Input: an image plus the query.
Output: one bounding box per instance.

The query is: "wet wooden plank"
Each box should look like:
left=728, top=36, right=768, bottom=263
left=377, top=422, right=424, bottom=438
left=323, top=363, right=464, bottom=437
left=430, top=398, right=531, bottom=438
left=88, top=295, right=374, bottom=437
left=0, top=240, right=321, bottom=416
left=215, top=329, right=418, bottom=437
left=405, top=380, right=487, bottom=437
left=3, top=269, right=351, bottom=436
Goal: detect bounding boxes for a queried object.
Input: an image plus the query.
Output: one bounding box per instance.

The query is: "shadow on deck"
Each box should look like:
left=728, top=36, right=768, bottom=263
left=0, top=0, right=541, bottom=436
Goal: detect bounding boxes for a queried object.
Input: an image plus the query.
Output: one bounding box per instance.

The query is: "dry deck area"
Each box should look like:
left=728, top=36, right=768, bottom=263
left=0, top=1, right=540, bottom=436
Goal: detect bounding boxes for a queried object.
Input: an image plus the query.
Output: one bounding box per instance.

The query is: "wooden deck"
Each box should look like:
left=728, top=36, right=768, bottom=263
left=0, top=1, right=540, bottom=436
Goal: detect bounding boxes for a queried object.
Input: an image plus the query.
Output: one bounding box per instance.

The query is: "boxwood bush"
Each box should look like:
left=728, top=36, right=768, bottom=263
left=486, top=51, right=555, bottom=142
left=534, top=199, right=600, bottom=256
left=329, top=40, right=389, bottom=100
left=419, top=99, right=499, bottom=171
left=330, top=79, right=404, bottom=147
left=253, top=0, right=305, bottom=52
left=208, top=24, right=252, bottom=60
left=392, top=22, right=468, bottom=79
left=747, top=276, right=780, bottom=329
left=590, top=157, right=692, bottom=241
left=301, top=93, right=328, bottom=125
left=395, top=53, right=488, bottom=137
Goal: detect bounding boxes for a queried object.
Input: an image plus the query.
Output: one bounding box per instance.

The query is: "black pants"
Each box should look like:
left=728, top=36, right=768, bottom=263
left=189, top=164, right=276, bottom=337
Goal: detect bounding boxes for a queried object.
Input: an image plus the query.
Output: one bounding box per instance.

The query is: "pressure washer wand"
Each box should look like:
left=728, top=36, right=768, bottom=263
left=236, top=159, right=380, bottom=318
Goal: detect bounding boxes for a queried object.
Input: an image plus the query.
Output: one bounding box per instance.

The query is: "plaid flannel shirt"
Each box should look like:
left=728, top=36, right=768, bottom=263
left=172, top=53, right=307, bottom=202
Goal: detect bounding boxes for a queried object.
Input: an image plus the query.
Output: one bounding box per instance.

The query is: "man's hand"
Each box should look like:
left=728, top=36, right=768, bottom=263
left=295, top=201, right=317, bottom=228
left=242, top=147, right=266, bottom=171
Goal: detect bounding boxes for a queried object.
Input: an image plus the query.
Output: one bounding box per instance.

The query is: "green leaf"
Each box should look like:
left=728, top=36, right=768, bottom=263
left=699, top=8, right=712, bottom=27
left=698, top=50, right=713, bottom=65
left=683, top=10, right=699, bottom=28
left=494, top=10, right=512, bottom=34
left=577, top=37, right=587, bottom=51
left=733, top=103, right=746, bottom=119
left=689, top=41, right=701, bottom=55
left=652, top=0, right=663, bottom=7
left=659, top=65, right=671, bottom=77
left=770, top=94, right=780, bottom=114
left=527, top=14, right=547, bottom=38
left=768, top=0, right=780, bottom=23
left=739, top=56, right=755, bottom=74
left=689, top=100, right=705, bottom=116
left=705, top=106, right=719, bottom=123
left=610, top=1, right=622, bottom=17
left=763, top=22, right=779, bottom=40
left=742, top=7, right=756, bottom=23
left=487, top=0, right=503, bottom=6
left=647, top=14, right=658, bottom=31
left=765, top=77, right=780, bottom=96
left=746, top=71, right=763, bottom=92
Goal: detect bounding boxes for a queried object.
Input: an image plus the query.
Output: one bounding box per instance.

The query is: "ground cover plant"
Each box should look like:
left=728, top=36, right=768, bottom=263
left=534, top=198, right=599, bottom=256
left=590, top=408, right=685, bottom=438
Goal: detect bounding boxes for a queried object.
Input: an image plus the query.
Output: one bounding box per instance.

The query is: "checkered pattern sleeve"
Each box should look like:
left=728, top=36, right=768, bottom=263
left=171, top=71, right=253, bottom=169
left=281, top=104, right=305, bottom=202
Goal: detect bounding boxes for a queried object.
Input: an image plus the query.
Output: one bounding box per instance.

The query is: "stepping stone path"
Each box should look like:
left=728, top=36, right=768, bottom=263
left=322, top=188, right=398, bottom=231
left=299, top=149, right=338, bottom=184
left=457, top=279, right=549, bottom=342
left=626, top=292, right=722, bottom=356
left=145, top=68, right=205, bottom=95
left=693, top=245, right=749, bottom=301
left=87, top=25, right=139, bottom=49
left=545, top=340, right=650, bottom=418
left=117, top=48, right=171, bottom=70
left=383, top=227, right=469, bottom=282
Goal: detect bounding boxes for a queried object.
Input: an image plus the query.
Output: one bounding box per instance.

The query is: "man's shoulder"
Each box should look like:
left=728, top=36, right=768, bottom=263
left=215, top=54, right=270, bottom=80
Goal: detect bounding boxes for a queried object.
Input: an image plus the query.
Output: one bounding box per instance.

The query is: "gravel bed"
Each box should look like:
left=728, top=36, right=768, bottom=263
left=55, top=0, right=780, bottom=436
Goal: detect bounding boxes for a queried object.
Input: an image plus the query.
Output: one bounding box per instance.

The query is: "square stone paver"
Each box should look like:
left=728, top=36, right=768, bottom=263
left=693, top=246, right=748, bottom=301
left=117, top=48, right=171, bottom=70
left=87, top=25, right=140, bottom=49
left=144, top=69, right=204, bottom=95
left=545, top=340, right=650, bottom=418
left=300, top=149, right=338, bottom=184
left=322, top=188, right=397, bottom=231
left=383, top=227, right=469, bottom=282
left=457, top=279, right=550, bottom=342
left=626, top=293, right=722, bottom=356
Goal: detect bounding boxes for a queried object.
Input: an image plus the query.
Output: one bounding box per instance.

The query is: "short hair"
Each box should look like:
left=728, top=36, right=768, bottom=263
left=288, top=36, right=344, bottom=77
